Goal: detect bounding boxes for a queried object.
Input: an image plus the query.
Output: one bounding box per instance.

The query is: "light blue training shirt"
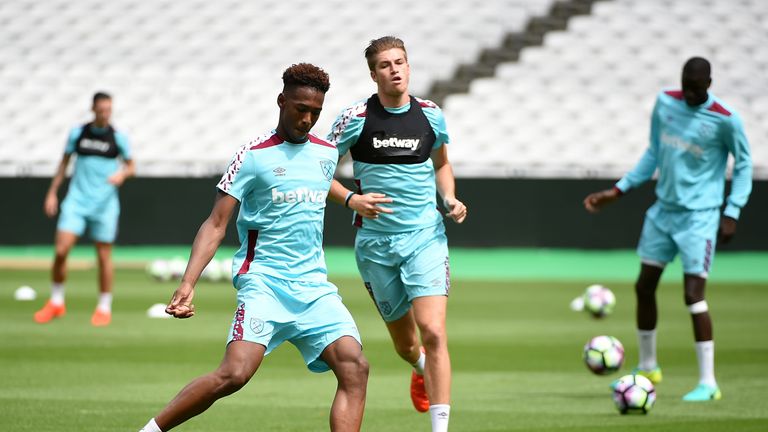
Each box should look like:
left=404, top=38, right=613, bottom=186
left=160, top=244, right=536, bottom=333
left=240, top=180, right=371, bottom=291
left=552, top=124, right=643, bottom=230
left=327, top=97, right=450, bottom=233
left=616, top=90, right=752, bottom=219
left=217, top=130, right=339, bottom=289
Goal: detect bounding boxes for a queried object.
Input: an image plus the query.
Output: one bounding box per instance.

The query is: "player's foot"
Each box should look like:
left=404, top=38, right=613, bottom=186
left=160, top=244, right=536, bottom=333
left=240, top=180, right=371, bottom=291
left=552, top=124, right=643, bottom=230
left=91, top=308, right=111, bottom=327
left=632, top=366, right=663, bottom=384
left=410, top=371, right=430, bottom=412
left=33, top=301, right=66, bottom=323
left=682, top=383, right=721, bottom=402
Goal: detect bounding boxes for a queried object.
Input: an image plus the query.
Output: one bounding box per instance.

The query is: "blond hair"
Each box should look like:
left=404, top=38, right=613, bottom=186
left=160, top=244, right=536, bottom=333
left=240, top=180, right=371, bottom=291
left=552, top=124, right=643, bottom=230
left=364, top=36, right=407, bottom=70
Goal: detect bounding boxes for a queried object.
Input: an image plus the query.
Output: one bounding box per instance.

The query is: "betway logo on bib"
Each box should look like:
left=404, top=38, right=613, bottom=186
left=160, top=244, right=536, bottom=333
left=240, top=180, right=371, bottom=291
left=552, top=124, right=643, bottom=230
left=272, top=188, right=327, bottom=204
left=79, top=138, right=112, bottom=153
left=372, top=137, right=420, bottom=151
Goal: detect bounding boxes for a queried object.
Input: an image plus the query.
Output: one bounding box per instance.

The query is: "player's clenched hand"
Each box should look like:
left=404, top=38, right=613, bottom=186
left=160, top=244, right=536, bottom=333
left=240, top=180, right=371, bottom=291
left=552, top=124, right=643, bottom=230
left=108, top=171, right=126, bottom=186
left=583, top=188, right=621, bottom=214
left=718, top=216, right=737, bottom=244
left=348, top=192, right=394, bottom=219
left=166, top=282, right=196, bottom=318
left=44, top=194, right=59, bottom=218
left=443, top=197, right=467, bottom=223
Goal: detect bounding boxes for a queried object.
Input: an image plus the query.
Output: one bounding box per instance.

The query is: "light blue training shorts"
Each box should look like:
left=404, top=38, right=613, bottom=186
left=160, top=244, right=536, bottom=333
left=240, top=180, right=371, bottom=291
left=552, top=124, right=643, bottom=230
left=57, top=196, right=120, bottom=243
left=355, top=223, right=450, bottom=322
left=227, top=273, right=362, bottom=373
left=638, top=202, right=720, bottom=278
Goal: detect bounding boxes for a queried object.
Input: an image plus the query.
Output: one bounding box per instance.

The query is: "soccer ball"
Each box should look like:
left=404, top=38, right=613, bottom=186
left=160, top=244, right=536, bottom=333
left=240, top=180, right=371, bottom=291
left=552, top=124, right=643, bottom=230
left=582, top=284, right=616, bottom=318
left=147, top=259, right=172, bottom=282
left=612, top=374, right=656, bottom=414
left=583, top=335, right=624, bottom=375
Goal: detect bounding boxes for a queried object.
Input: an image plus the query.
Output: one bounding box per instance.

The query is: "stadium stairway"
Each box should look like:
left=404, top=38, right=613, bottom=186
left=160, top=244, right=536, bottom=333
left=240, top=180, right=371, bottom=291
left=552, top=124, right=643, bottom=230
left=427, top=0, right=610, bottom=106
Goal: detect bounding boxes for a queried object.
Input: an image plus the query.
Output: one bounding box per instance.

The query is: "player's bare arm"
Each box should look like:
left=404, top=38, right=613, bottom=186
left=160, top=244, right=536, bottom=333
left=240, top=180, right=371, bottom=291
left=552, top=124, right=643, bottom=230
left=432, top=145, right=467, bottom=223
left=329, top=178, right=393, bottom=219
left=44, top=154, right=72, bottom=218
left=166, top=191, right=237, bottom=318
left=584, top=187, right=622, bottom=214
left=107, top=159, right=136, bottom=186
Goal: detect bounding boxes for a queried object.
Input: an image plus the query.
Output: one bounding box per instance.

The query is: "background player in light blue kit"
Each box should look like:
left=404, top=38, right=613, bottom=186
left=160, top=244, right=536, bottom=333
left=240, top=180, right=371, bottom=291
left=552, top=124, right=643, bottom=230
left=139, top=63, right=368, bottom=432
left=35, top=92, right=134, bottom=327
left=584, top=57, right=752, bottom=402
left=327, top=36, right=467, bottom=432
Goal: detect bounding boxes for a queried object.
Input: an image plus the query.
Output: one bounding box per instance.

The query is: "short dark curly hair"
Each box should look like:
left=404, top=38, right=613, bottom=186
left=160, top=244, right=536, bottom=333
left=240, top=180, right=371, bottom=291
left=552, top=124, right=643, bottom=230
left=282, top=63, right=330, bottom=93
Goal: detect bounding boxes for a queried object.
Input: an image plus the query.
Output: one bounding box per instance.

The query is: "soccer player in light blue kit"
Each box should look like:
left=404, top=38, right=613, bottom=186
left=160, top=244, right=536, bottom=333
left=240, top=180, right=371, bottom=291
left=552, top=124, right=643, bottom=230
left=326, top=36, right=467, bottom=432
left=35, top=92, right=134, bottom=327
left=139, top=64, right=368, bottom=432
left=585, top=57, right=753, bottom=402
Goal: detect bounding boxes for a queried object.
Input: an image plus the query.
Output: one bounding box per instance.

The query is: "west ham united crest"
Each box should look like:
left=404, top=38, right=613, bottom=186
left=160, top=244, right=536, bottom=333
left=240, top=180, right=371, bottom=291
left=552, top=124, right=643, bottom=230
left=250, top=317, right=265, bottom=334
left=319, top=159, right=334, bottom=181
left=378, top=301, right=392, bottom=315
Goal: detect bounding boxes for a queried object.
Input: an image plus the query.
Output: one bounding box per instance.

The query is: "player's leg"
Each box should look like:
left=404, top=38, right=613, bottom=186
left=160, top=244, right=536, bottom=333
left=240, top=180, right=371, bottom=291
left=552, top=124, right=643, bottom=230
left=143, top=340, right=265, bottom=431
left=633, top=204, right=675, bottom=383
left=34, top=229, right=78, bottom=323
left=384, top=311, right=430, bottom=412
left=358, top=257, right=429, bottom=412
left=90, top=202, right=119, bottom=325
left=678, top=208, right=721, bottom=401
left=412, top=295, right=451, bottom=432
left=401, top=225, right=452, bottom=430
left=681, top=274, right=720, bottom=400
left=91, top=242, right=113, bottom=326
left=321, top=336, right=369, bottom=432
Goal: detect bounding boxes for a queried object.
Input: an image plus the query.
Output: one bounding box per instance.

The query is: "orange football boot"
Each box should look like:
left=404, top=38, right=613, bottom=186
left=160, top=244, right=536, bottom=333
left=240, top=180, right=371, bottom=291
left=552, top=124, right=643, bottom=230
left=410, top=357, right=430, bottom=414
left=91, top=308, right=111, bottom=327
left=33, top=301, right=66, bottom=323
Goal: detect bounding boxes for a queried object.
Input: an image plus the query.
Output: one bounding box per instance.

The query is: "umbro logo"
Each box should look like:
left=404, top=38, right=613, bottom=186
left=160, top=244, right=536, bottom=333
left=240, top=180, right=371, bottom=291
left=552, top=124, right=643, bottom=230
left=273, top=167, right=286, bottom=176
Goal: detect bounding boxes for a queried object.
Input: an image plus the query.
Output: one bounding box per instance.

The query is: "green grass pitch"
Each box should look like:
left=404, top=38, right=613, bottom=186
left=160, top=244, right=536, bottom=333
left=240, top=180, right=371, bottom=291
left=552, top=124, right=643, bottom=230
left=1, top=260, right=767, bottom=431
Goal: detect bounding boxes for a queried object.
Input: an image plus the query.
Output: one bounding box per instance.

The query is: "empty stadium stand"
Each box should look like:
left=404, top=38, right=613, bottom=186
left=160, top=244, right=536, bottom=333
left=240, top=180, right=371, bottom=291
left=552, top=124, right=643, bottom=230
left=0, top=0, right=765, bottom=179
left=0, top=0, right=553, bottom=177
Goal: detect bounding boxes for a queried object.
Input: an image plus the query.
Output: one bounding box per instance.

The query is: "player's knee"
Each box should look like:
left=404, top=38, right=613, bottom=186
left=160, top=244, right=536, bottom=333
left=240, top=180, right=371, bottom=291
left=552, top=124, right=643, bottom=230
left=338, top=355, right=369, bottom=388
left=350, top=355, right=370, bottom=383
left=684, top=287, right=706, bottom=305
left=419, top=324, right=447, bottom=350
left=634, top=281, right=655, bottom=298
left=54, top=245, right=70, bottom=260
left=214, top=367, right=252, bottom=393
left=393, top=339, right=419, bottom=359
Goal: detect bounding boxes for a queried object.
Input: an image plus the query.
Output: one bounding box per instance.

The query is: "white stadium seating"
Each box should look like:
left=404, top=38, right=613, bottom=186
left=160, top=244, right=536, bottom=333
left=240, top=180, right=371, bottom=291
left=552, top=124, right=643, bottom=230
left=445, top=0, right=768, bottom=178
left=0, top=0, right=765, bottom=179
left=0, top=0, right=547, bottom=176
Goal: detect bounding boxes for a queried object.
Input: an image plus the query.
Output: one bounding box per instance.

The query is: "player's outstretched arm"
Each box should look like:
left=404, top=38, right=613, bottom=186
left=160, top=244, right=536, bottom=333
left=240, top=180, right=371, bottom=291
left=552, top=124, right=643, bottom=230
left=329, top=179, right=393, bottom=219
left=583, top=187, right=622, bottom=214
left=166, top=191, right=238, bottom=318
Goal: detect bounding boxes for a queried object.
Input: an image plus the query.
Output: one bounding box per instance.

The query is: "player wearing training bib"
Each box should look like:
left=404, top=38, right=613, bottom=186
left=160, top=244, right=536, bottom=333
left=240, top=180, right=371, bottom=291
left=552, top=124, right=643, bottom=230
left=585, top=57, right=752, bottom=402
left=35, top=92, right=135, bottom=327
left=140, top=64, right=368, bottom=432
left=327, top=37, right=467, bottom=432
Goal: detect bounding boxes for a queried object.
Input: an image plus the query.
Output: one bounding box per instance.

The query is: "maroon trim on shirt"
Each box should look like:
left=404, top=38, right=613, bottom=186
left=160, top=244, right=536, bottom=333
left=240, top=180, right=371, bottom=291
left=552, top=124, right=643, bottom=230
left=308, top=134, right=336, bottom=148
left=237, top=230, right=259, bottom=275
left=707, top=101, right=732, bottom=117
left=250, top=134, right=283, bottom=150
left=664, top=90, right=684, bottom=100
